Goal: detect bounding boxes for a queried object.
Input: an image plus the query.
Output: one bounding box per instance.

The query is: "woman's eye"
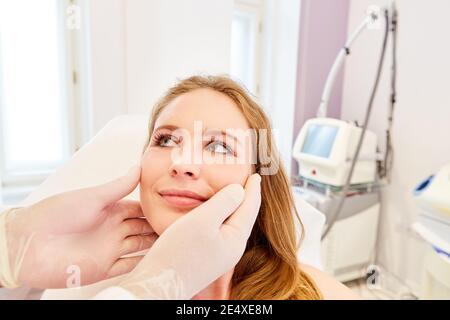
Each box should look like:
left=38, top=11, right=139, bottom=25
left=153, top=134, right=234, bottom=155
left=155, top=134, right=178, bottom=147
left=206, top=141, right=234, bottom=155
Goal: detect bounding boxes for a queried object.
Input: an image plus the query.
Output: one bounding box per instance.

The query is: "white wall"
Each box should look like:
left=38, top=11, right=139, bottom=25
left=81, top=0, right=127, bottom=135
left=126, top=0, right=233, bottom=114
left=341, top=0, right=450, bottom=294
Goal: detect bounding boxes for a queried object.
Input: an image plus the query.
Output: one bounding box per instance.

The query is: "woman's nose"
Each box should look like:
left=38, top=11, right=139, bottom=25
left=169, top=163, right=200, bottom=179
left=168, top=139, right=202, bottom=179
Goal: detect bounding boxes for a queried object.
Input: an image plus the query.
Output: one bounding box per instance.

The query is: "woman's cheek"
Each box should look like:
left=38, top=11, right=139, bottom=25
left=139, top=150, right=170, bottom=217
left=204, top=163, right=251, bottom=191
left=141, top=149, right=171, bottom=179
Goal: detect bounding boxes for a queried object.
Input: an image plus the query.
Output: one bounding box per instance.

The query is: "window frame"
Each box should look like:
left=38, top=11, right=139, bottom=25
left=0, top=0, right=82, bottom=200
left=232, top=0, right=264, bottom=96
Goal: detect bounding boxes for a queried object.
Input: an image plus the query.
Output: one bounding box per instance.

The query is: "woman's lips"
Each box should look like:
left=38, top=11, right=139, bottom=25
left=160, top=194, right=205, bottom=208
left=158, top=189, right=208, bottom=208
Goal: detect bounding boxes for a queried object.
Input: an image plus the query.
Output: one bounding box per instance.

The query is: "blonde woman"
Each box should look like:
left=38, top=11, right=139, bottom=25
left=138, top=75, right=359, bottom=300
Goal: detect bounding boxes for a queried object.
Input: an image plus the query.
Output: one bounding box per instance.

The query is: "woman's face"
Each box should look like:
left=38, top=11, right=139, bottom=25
left=140, top=88, right=255, bottom=235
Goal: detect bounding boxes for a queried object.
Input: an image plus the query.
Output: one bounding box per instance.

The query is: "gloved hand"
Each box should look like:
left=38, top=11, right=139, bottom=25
left=0, top=166, right=157, bottom=289
left=105, top=173, right=261, bottom=300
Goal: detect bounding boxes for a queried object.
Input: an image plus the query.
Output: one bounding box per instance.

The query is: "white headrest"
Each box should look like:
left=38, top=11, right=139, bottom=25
left=22, top=115, right=149, bottom=205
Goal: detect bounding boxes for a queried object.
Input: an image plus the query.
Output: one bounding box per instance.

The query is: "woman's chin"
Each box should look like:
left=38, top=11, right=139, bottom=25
left=142, top=194, right=205, bottom=235
left=149, top=211, right=185, bottom=236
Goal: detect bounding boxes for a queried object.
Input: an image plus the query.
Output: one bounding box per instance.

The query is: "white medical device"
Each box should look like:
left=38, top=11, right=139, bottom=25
left=413, top=162, right=450, bottom=257
left=292, top=117, right=380, bottom=282
left=294, top=186, right=380, bottom=282
left=414, top=163, right=450, bottom=221
left=412, top=162, right=450, bottom=299
left=291, top=4, right=394, bottom=282
left=292, top=117, right=378, bottom=188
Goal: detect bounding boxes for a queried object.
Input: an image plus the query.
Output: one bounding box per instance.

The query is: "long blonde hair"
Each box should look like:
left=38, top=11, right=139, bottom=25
left=144, top=75, right=322, bottom=299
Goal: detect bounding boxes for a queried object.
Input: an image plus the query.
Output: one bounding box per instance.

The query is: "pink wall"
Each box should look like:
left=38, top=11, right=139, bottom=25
left=291, top=0, right=350, bottom=175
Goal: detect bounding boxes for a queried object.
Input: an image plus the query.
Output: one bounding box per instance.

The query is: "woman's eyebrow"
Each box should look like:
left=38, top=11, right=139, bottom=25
left=153, top=124, right=242, bottom=146
left=204, top=129, right=242, bottom=146
left=152, top=124, right=179, bottom=133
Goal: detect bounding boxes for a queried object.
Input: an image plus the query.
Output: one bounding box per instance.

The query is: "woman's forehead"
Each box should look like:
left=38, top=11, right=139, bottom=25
left=154, top=89, right=250, bottom=131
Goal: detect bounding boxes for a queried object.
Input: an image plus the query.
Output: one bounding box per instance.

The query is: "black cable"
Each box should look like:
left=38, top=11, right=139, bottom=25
left=382, top=3, right=398, bottom=181
left=322, top=9, right=390, bottom=240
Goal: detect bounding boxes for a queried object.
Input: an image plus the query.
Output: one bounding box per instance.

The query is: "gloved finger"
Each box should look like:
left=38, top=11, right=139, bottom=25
left=107, top=256, right=143, bottom=279
left=189, top=184, right=245, bottom=229
left=114, top=199, right=145, bottom=220
left=120, top=234, right=158, bottom=257
left=93, top=165, right=141, bottom=208
left=222, top=173, right=261, bottom=238
left=120, top=218, right=154, bottom=237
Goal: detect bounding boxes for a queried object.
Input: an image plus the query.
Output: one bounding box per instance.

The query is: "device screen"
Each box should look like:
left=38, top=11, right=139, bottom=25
left=301, top=124, right=339, bottom=158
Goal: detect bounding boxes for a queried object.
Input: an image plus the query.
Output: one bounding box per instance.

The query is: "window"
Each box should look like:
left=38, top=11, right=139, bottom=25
left=0, top=0, right=80, bottom=203
left=230, top=0, right=263, bottom=96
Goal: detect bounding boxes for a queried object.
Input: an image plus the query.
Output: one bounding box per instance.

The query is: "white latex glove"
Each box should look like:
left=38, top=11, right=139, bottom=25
left=0, top=166, right=157, bottom=289
left=101, top=173, right=261, bottom=300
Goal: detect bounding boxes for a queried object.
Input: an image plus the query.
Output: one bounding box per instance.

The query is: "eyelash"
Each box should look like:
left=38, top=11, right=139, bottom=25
left=151, top=132, right=180, bottom=146
left=151, top=132, right=235, bottom=156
